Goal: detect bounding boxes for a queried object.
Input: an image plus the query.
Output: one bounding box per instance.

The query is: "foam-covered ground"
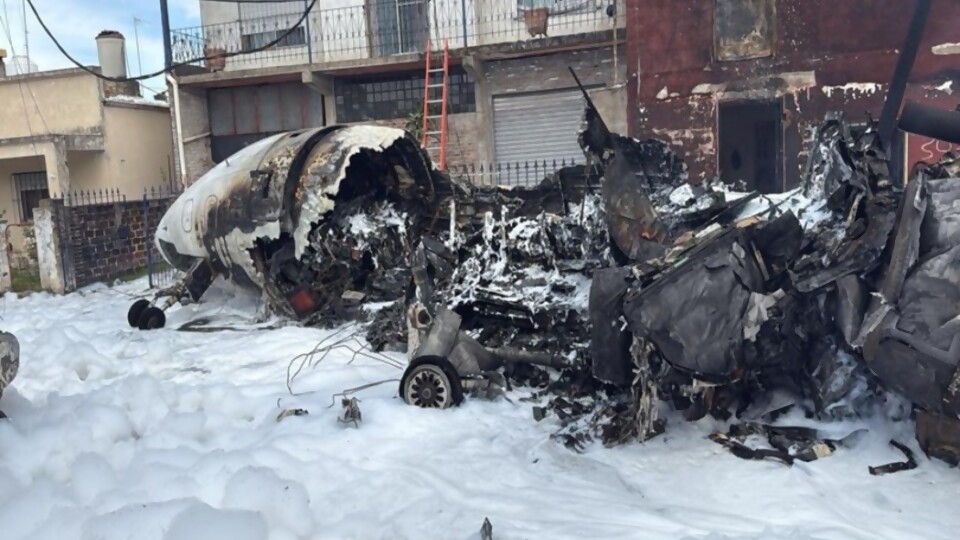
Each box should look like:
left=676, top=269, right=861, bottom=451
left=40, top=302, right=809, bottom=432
left=0, top=280, right=957, bottom=540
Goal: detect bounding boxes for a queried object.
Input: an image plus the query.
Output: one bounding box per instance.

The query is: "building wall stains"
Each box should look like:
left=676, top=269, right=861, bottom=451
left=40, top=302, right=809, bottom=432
left=714, top=0, right=777, bottom=61
left=626, top=0, right=960, bottom=189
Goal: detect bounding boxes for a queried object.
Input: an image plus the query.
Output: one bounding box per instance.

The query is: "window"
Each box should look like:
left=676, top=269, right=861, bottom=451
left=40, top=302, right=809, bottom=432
left=336, top=69, right=476, bottom=123
left=13, top=171, right=49, bottom=223
left=714, top=0, right=775, bottom=62
left=241, top=25, right=306, bottom=51
left=373, top=0, right=429, bottom=56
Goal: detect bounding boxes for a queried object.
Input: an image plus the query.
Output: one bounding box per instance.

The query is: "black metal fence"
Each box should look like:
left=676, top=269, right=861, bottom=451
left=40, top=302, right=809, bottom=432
left=449, top=157, right=592, bottom=187
left=46, top=186, right=183, bottom=292
left=141, top=186, right=184, bottom=290
left=171, top=0, right=622, bottom=71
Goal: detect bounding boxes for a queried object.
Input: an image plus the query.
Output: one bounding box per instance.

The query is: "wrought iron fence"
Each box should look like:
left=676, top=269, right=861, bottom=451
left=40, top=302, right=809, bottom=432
left=141, top=186, right=184, bottom=290
left=45, top=186, right=184, bottom=292
left=449, top=157, right=595, bottom=187
left=171, top=0, right=623, bottom=71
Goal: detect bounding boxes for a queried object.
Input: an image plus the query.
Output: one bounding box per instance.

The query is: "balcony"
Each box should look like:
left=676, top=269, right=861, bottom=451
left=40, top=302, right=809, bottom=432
left=171, top=0, right=624, bottom=73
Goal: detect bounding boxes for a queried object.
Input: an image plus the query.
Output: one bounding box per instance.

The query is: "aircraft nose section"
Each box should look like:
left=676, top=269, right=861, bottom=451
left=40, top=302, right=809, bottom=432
left=153, top=196, right=201, bottom=272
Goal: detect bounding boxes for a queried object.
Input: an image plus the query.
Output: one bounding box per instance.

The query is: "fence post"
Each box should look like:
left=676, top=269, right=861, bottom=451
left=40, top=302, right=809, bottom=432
left=0, top=222, right=10, bottom=292
left=460, top=0, right=469, bottom=48
left=143, top=193, right=154, bottom=289
left=304, top=0, right=314, bottom=64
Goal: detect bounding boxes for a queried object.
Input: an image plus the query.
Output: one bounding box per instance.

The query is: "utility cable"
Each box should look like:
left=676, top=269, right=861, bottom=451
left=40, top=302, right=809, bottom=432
left=25, top=0, right=318, bottom=82
left=0, top=5, right=49, bottom=135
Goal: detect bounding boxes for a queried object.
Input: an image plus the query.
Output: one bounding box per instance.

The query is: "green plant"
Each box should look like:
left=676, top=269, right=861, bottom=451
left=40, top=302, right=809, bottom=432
left=405, top=109, right=424, bottom=143
left=11, top=269, right=41, bottom=292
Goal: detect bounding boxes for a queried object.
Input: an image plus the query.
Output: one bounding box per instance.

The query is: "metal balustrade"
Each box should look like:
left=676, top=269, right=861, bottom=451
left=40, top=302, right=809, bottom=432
left=172, top=0, right=623, bottom=72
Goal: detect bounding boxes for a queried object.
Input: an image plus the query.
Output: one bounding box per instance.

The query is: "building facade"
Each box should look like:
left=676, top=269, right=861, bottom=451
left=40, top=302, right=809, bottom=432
left=167, top=0, right=627, bottom=185
left=0, top=35, right=175, bottom=279
left=624, top=0, right=960, bottom=192
left=0, top=68, right=173, bottom=223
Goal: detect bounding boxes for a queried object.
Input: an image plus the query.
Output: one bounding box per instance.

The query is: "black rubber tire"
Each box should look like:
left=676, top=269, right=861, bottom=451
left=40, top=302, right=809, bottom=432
left=137, top=307, right=166, bottom=330
left=399, top=355, right=464, bottom=409
left=127, top=299, right=151, bottom=327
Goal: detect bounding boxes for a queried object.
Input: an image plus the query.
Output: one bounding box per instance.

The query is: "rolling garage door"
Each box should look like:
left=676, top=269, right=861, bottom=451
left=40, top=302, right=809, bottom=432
left=493, top=89, right=587, bottom=169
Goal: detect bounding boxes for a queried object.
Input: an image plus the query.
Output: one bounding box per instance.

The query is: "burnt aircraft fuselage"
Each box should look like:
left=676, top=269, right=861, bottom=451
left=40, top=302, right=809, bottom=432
left=151, top=124, right=441, bottom=321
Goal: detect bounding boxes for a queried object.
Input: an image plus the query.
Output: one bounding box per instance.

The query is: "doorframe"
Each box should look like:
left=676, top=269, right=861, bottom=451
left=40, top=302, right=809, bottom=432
left=715, top=96, right=784, bottom=193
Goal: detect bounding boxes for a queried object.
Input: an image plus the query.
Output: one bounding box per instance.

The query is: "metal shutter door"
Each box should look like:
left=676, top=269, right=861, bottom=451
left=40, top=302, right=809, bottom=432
left=493, top=89, right=585, bottom=166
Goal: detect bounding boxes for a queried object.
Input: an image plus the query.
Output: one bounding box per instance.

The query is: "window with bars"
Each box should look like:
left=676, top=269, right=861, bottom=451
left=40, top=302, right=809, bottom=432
left=335, top=69, right=476, bottom=123
left=12, top=171, right=48, bottom=223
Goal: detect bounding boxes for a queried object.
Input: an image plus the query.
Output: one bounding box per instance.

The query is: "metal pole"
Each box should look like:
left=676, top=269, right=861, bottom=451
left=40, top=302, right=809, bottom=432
left=134, top=17, right=144, bottom=77
left=304, top=0, right=313, bottom=64
left=143, top=194, right=153, bottom=289
left=20, top=0, right=28, bottom=71
left=160, top=0, right=172, bottom=69
left=460, top=0, right=468, bottom=48
left=878, top=0, right=932, bottom=155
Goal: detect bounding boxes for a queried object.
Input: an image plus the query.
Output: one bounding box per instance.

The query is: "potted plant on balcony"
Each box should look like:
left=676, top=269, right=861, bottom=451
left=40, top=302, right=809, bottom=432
left=524, top=5, right=550, bottom=38
left=203, top=39, right=227, bottom=72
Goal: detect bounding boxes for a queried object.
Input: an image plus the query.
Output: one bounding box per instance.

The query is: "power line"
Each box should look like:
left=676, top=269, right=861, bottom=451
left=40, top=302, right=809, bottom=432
left=0, top=4, right=49, bottom=136
left=25, top=0, right=318, bottom=83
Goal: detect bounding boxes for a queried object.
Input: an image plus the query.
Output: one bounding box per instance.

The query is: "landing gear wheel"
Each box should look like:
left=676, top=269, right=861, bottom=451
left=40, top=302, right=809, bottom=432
left=137, top=307, right=166, bottom=330
left=127, top=299, right=151, bottom=327
left=400, top=356, right=464, bottom=409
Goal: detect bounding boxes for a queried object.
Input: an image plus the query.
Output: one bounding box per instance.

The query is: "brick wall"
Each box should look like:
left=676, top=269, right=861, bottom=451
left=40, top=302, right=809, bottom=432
left=356, top=112, right=482, bottom=171
left=49, top=197, right=176, bottom=291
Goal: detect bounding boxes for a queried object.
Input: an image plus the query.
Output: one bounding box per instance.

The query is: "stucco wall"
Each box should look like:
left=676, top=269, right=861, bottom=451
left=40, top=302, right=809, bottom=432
left=173, top=86, right=214, bottom=186
left=0, top=155, right=45, bottom=223
left=89, top=104, right=174, bottom=198
left=0, top=70, right=102, bottom=139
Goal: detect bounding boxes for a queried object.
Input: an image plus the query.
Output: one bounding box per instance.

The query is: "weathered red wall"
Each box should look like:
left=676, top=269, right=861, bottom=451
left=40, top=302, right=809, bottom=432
left=626, top=0, right=960, bottom=185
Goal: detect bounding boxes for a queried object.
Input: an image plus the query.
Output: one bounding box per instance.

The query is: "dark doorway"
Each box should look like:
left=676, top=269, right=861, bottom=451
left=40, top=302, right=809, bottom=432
left=718, top=100, right=783, bottom=193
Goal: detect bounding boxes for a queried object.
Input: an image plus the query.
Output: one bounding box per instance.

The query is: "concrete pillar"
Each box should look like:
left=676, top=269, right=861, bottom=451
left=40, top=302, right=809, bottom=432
left=42, top=139, right=70, bottom=196
left=33, top=201, right=65, bottom=294
left=0, top=222, right=11, bottom=292
left=303, top=70, right=337, bottom=125
left=462, top=54, right=495, bottom=164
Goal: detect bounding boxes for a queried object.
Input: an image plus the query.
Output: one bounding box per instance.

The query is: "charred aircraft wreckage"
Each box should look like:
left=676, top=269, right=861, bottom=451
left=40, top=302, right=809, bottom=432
left=127, top=17, right=960, bottom=468
left=124, top=93, right=960, bottom=469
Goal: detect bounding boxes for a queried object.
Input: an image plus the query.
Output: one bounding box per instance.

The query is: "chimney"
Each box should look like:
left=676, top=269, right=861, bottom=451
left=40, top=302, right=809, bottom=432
left=95, top=30, right=127, bottom=79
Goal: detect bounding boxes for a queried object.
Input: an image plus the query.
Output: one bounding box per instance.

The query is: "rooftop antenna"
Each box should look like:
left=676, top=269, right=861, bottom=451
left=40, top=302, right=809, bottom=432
left=133, top=16, right=143, bottom=76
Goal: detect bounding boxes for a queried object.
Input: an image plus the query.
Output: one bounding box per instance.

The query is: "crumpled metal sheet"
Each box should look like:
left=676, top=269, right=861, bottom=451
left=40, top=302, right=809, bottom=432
left=623, top=228, right=765, bottom=381
left=589, top=267, right=633, bottom=386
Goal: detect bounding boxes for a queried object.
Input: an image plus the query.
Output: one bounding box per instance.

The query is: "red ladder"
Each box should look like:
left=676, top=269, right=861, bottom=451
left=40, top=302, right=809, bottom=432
left=422, top=39, right=449, bottom=170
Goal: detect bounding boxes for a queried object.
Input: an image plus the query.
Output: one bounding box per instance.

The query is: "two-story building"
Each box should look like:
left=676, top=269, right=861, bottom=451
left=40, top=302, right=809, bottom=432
left=624, top=0, right=960, bottom=193
left=0, top=31, right=174, bottom=273
left=166, top=0, right=626, bottom=185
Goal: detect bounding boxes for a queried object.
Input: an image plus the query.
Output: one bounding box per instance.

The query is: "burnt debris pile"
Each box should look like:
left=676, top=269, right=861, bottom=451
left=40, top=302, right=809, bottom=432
left=237, top=100, right=960, bottom=468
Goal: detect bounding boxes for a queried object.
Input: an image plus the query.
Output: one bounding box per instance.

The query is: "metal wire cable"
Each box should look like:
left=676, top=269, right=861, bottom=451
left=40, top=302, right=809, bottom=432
left=25, top=0, right=318, bottom=82
left=285, top=323, right=406, bottom=396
